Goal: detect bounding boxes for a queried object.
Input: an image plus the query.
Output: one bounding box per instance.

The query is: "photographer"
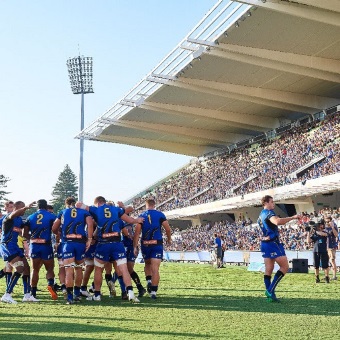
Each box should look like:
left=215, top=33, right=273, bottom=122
left=324, top=215, right=338, bottom=280
left=306, top=220, right=330, bottom=283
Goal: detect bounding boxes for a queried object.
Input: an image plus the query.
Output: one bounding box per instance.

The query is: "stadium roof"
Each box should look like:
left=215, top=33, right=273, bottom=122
left=77, top=0, right=340, bottom=157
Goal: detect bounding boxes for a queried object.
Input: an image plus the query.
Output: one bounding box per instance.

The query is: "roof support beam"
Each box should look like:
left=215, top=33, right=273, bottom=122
left=208, top=43, right=340, bottom=83
left=237, top=0, right=340, bottom=27
left=113, top=119, right=248, bottom=144
left=288, top=0, right=340, bottom=14
left=167, top=77, right=339, bottom=113
left=96, top=134, right=213, bottom=157
left=141, top=102, right=279, bottom=131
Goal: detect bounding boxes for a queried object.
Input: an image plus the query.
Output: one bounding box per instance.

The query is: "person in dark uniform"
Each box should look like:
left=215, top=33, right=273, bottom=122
left=307, top=220, right=330, bottom=283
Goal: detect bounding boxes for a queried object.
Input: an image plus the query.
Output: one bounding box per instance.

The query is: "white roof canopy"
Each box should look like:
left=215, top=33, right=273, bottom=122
left=77, top=0, right=340, bottom=157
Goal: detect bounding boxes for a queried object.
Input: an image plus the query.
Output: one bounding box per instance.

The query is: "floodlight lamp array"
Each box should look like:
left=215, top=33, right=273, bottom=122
left=67, top=56, right=94, bottom=94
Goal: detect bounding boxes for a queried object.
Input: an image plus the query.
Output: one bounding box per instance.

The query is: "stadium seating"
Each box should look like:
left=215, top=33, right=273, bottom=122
left=132, top=111, right=340, bottom=213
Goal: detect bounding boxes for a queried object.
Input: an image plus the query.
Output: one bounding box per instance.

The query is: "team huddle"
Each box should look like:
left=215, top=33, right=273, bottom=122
left=0, top=197, right=171, bottom=304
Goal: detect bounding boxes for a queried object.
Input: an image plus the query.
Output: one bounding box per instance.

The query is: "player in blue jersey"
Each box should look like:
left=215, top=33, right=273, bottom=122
left=0, top=200, right=35, bottom=303
left=77, top=196, right=144, bottom=303
left=133, top=198, right=171, bottom=299
left=24, top=199, right=57, bottom=301
left=123, top=221, right=146, bottom=297
left=52, top=197, right=93, bottom=304
left=258, top=195, right=299, bottom=302
left=80, top=236, right=97, bottom=297
left=0, top=201, right=14, bottom=285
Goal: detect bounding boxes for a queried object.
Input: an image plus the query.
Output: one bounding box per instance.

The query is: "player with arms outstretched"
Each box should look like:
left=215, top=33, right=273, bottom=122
left=258, top=195, right=299, bottom=302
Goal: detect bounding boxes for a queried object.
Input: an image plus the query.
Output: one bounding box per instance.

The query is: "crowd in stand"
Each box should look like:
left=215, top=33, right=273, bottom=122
left=164, top=208, right=340, bottom=252
left=132, top=112, right=340, bottom=213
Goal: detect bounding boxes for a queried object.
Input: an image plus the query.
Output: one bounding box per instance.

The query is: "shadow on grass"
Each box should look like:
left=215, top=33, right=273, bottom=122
left=0, top=318, right=209, bottom=339
left=138, top=295, right=340, bottom=316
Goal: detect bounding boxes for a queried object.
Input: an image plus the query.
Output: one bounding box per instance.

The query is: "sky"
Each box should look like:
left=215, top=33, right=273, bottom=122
left=0, top=0, right=216, bottom=205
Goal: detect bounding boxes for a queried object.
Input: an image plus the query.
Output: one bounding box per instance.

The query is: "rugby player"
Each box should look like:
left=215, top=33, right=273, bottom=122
left=24, top=199, right=57, bottom=301
left=258, top=195, right=299, bottom=302
left=52, top=197, right=93, bottom=304
left=133, top=198, right=171, bottom=299
left=77, top=196, right=144, bottom=303
left=123, top=220, right=146, bottom=297
left=0, top=201, right=35, bottom=303
left=0, top=201, right=14, bottom=285
left=80, top=236, right=97, bottom=297
left=50, top=202, right=67, bottom=297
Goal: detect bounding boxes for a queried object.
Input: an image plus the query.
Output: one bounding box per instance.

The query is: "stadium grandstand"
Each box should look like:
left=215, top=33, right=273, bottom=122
left=77, top=0, right=340, bottom=229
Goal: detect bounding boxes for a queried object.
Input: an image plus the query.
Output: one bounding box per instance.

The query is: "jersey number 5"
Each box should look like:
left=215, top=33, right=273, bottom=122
left=104, top=208, right=112, bottom=218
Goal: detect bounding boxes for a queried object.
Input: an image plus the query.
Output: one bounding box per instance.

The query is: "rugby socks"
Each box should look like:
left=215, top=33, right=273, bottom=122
left=47, top=278, right=54, bottom=287
left=7, top=272, right=21, bottom=294
left=94, top=290, right=101, bottom=297
left=67, top=287, right=73, bottom=301
left=264, top=275, right=271, bottom=290
left=126, top=285, right=133, bottom=292
left=268, top=270, right=285, bottom=294
left=5, top=272, right=12, bottom=287
left=81, top=285, right=87, bottom=291
left=31, top=286, right=37, bottom=297
left=118, top=275, right=126, bottom=293
left=146, top=275, right=152, bottom=285
left=22, top=275, right=31, bottom=294
left=112, top=272, right=118, bottom=284
left=74, top=286, right=80, bottom=297
left=146, top=275, right=152, bottom=292
left=61, top=283, right=66, bottom=291
left=150, top=285, right=158, bottom=299
left=105, top=274, right=113, bottom=285
left=130, top=271, right=143, bottom=290
left=0, top=269, right=5, bottom=279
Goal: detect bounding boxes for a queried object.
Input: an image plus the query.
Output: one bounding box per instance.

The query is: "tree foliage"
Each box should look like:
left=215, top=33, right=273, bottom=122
left=51, top=165, right=78, bottom=213
left=0, top=174, right=10, bottom=209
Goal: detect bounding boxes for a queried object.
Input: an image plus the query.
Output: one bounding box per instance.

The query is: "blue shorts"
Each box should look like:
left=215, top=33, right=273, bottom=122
left=125, top=246, right=136, bottom=262
left=85, top=243, right=97, bottom=259
left=30, top=243, right=54, bottom=260
left=57, top=243, right=63, bottom=260
left=261, top=241, right=286, bottom=259
left=62, top=242, right=86, bottom=261
left=0, top=243, right=24, bottom=262
left=141, top=245, right=163, bottom=260
left=95, top=242, right=126, bottom=263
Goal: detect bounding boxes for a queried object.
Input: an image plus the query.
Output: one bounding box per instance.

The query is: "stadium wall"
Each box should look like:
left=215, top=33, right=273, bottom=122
left=135, top=250, right=340, bottom=267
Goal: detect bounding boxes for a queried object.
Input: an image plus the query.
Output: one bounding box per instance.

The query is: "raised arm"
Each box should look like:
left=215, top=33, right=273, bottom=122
left=269, top=214, right=299, bottom=226
left=9, top=202, right=36, bottom=220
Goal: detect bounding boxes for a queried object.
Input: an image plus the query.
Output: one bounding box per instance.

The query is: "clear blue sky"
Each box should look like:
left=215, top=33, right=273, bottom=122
left=0, top=0, right=216, bottom=205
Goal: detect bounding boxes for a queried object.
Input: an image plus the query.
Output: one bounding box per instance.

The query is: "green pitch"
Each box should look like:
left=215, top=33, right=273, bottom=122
left=0, top=262, right=339, bottom=339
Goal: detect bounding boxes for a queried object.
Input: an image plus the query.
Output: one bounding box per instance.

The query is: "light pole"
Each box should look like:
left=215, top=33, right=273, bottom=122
left=66, top=56, right=94, bottom=201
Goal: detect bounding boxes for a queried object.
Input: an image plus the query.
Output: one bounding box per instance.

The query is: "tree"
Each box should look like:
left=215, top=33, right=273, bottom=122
left=51, top=165, right=78, bottom=213
left=0, top=174, right=10, bottom=210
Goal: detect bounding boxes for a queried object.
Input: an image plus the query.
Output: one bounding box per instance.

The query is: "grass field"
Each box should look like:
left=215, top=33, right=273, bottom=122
left=0, top=262, right=339, bottom=340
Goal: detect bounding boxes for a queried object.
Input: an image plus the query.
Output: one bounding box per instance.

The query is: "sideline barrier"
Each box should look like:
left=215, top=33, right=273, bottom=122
left=135, top=250, right=340, bottom=266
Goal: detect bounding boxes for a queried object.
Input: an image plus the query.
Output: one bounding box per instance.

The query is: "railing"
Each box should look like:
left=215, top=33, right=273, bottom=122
left=76, top=0, right=253, bottom=139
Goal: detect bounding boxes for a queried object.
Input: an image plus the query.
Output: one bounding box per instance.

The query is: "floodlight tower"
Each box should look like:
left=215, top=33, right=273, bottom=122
left=66, top=56, right=94, bottom=201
